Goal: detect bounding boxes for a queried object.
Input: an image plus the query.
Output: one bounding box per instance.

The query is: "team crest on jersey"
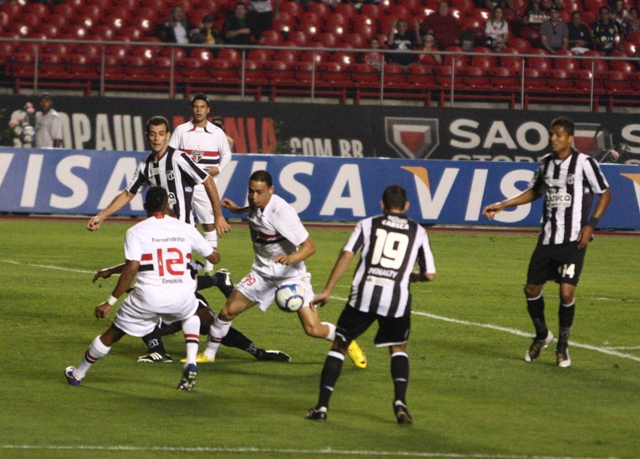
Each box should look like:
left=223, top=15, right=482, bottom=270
left=191, top=150, right=204, bottom=162
left=566, top=174, right=575, bottom=185
left=385, top=117, right=439, bottom=159
left=166, top=170, right=175, bottom=181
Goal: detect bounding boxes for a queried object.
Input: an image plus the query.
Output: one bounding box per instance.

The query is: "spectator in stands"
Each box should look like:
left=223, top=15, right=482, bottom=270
left=483, top=0, right=516, bottom=14
left=418, top=34, right=443, bottom=66
left=485, top=6, right=509, bottom=51
left=591, top=6, right=622, bottom=55
left=248, top=0, right=279, bottom=33
left=621, top=7, right=640, bottom=40
left=567, top=10, right=592, bottom=55
left=519, top=0, right=549, bottom=26
left=363, top=37, right=384, bottom=71
left=387, top=18, right=422, bottom=68
left=157, top=6, right=201, bottom=45
left=224, top=2, right=264, bottom=46
left=610, top=0, right=628, bottom=25
left=539, top=7, right=568, bottom=53
left=34, top=93, right=63, bottom=149
left=200, top=15, right=222, bottom=45
left=420, top=1, right=462, bottom=49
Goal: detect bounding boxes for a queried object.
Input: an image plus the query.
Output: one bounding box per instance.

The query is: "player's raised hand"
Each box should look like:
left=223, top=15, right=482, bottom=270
left=86, top=215, right=103, bottom=231
left=94, top=302, right=112, bottom=319
left=310, top=290, right=331, bottom=307
left=92, top=268, right=113, bottom=283
left=482, top=202, right=504, bottom=220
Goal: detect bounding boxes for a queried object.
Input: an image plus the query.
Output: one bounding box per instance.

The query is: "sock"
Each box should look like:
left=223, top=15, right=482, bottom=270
left=204, top=231, right=217, bottom=272
left=141, top=326, right=167, bottom=354
left=317, top=350, right=345, bottom=409
left=74, top=335, right=111, bottom=380
left=558, top=300, right=575, bottom=347
left=196, top=275, right=215, bottom=291
left=391, top=352, right=409, bottom=404
left=182, top=315, right=201, bottom=365
left=221, top=326, right=253, bottom=352
left=204, top=315, right=232, bottom=359
left=526, top=293, right=548, bottom=339
left=321, top=322, right=336, bottom=341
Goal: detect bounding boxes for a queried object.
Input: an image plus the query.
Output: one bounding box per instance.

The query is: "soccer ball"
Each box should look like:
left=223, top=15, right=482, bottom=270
left=275, top=283, right=306, bottom=313
left=21, top=125, right=35, bottom=144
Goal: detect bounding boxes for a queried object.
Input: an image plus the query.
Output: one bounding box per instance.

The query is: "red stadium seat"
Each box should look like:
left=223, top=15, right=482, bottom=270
left=523, top=67, right=547, bottom=88
left=554, top=57, right=579, bottom=71
left=210, top=59, right=238, bottom=82
left=280, top=1, right=303, bottom=17
left=361, top=3, right=383, bottom=20
left=444, top=47, right=469, bottom=68
left=406, top=63, right=435, bottom=85
left=298, top=50, right=328, bottom=65
left=265, top=60, right=295, bottom=83
left=544, top=68, right=574, bottom=89
left=219, top=48, right=241, bottom=63
left=460, top=66, right=490, bottom=87
left=342, top=33, right=366, bottom=49
left=315, top=32, right=338, bottom=48
left=573, top=69, right=596, bottom=90
left=318, top=62, right=351, bottom=84
left=291, top=61, right=314, bottom=82
left=262, top=30, right=283, bottom=47
left=331, top=51, right=356, bottom=65
left=335, top=3, right=358, bottom=19
left=308, top=2, right=331, bottom=19
left=248, top=49, right=272, bottom=63
left=507, top=37, right=532, bottom=54
left=67, top=54, right=98, bottom=78
left=499, top=48, right=524, bottom=72
left=489, top=66, right=520, bottom=87
left=434, top=65, right=456, bottom=87
left=351, top=63, right=380, bottom=84
left=274, top=49, right=299, bottom=64
left=604, top=70, right=632, bottom=91
left=325, top=12, right=349, bottom=29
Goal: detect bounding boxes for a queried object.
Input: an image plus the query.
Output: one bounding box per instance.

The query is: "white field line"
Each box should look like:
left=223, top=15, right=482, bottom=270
left=331, top=295, right=640, bottom=363
left=0, top=259, right=94, bottom=274
left=0, top=445, right=633, bottom=459
left=2, top=259, right=638, bottom=362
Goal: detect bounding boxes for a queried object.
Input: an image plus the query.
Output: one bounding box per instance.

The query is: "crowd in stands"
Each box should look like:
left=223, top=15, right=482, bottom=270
left=1, top=0, right=640, bottom=100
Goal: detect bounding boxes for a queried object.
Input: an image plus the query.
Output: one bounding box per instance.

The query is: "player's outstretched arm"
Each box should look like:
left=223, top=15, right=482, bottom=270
left=94, top=259, right=139, bottom=319
left=274, top=237, right=315, bottom=266
left=221, top=198, right=249, bottom=214
left=578, top=188, right=612, bottom=249
left=203, top=176, right=231, bottom=236
left=311, top=250, right=355, bottom=307
left=482, top=188, right=540, bottom=220
left=86, top=190, right=136, bottom=231
left=92, top=263, right=125, bottom=283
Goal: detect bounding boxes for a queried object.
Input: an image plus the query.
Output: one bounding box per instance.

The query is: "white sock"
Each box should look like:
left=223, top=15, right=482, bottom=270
left=204, top=231, right=217, bottom=272
left=75, top=335, right=110, bottom=379
left=204, top=315, right=232, bottom=359
left=182, top=315, right=201, bottom=366
left=322, top=322, right=336, bottom=341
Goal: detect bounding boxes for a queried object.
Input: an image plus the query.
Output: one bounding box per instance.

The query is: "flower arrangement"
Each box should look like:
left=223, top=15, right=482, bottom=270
left=1, top=102, right=37, bottom=147
left=601, top=142, right=629, bottom=164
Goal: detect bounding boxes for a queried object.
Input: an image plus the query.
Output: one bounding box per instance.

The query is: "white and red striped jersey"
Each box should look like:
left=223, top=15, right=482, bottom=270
left=125, top=214, right=214, bottom=312
left=247, top=194, right=310, bottom=279
left=529, top=149, right=609, bottom=245
left=168, top=121, right=232, bottom=176
left=344, top=213, right=436, bottom=318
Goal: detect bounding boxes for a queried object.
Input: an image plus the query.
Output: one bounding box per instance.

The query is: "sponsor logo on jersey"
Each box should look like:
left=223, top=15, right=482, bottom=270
left=385, top=117, right=439, bottom=160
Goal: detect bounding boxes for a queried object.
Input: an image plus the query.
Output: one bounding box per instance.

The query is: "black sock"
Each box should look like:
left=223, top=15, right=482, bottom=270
left=221, top=327, right=253, bottom=351
left=196, top=275, right=215, bottom=291
left=391, top=352, right=409, bottom=403
left=317, top=351, right=345, bottom=409
left=527, top=294, right=548, bottom=339
left=558, top=301, right=575, bottom=347
left=141, top=326, right=167, bottom=354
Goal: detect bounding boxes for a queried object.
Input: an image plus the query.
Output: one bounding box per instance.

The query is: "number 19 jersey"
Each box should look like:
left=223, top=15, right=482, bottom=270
left=343, top=213, right=436, bottom=318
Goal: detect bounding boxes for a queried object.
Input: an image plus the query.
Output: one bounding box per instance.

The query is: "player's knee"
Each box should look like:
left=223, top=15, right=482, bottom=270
left=524, top=284, right=541, bottom=298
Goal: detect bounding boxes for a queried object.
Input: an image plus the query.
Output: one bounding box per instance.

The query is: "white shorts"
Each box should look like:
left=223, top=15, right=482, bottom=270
left=192, top=184, right=215, bottom=226
left=235, top=270, right=315, bottom=312
left=113, top=295, right=199, bottom=337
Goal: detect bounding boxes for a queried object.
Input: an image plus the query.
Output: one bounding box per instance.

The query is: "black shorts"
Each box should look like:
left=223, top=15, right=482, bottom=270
left=335, top=306, right=411, bottom=347
left=526, top=241, right=586, bottom=286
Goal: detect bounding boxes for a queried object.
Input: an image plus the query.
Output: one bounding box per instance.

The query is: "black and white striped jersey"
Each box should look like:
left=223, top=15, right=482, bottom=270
left=126, top=148, right=209, bottom=225
left=529, top=149, right=609, bottom=245
left=343, top=213, right=436, bottom=318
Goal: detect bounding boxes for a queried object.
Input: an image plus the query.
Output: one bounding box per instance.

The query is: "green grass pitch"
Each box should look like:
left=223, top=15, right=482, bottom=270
left=0, top=218, right=639, bottom=459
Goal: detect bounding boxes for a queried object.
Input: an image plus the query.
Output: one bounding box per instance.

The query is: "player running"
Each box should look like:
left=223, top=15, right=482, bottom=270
left=200, top=170, right=367, bottom=368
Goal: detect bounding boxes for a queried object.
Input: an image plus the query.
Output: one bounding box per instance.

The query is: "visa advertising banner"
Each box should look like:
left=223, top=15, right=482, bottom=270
left=0, top=149, right=638, bottom=229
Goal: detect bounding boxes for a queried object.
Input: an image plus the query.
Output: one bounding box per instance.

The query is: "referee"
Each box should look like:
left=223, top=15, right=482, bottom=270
left=306, top=185, right=436, bottom=423
left=483, top=116, right=612, bottom=368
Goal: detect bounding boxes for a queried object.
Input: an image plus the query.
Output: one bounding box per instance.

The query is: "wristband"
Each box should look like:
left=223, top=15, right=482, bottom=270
left=107, top=295, right=118, bottom=306
left=588, top=217, right=600, bottom=228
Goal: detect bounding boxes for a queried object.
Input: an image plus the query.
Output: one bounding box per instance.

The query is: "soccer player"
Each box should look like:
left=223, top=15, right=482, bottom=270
left=92, top=263, right=290, bottom=363
left=86, top=116, right=232, bottom=293
left=305, top=185, right=436, bottom=423
left=483, top=116, right=612, bottom=368
left=200, top=170, right=367, bottom=368
left=169, top=93, right=232, bottom=274
left=65, top=187, right=219, bottom=390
